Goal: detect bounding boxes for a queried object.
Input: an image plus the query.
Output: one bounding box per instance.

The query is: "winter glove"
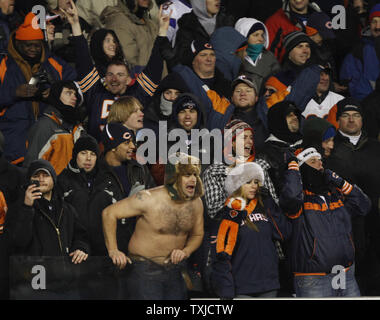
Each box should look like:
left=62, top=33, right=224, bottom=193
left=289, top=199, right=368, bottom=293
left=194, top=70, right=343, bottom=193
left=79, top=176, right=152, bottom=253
left=324, top=169, right=345, bottom=189
left=284, top=150, right=299, bottom=171
left=259, top=187, right=270, bottom=199
left=324, top=169, right=354, bottom=194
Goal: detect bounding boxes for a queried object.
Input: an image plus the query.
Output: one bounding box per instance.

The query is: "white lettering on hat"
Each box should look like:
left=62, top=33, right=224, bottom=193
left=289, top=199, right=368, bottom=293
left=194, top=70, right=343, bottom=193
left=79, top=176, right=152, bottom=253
left=183, top=101, right=195, bottom=109
left=297, top=147, right=321, bottom=166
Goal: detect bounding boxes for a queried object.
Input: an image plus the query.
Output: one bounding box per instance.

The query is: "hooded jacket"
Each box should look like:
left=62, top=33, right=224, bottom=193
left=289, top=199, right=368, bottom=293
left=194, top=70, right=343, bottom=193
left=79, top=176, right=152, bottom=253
left=7, top=159, right=89, bottom=256
left=143, top=71, right=189, bottom=136
left=257, top=101, right=303, bottom=195
left=89, top=28, right=127, bottom=78
left=174, top=1, right=235, bottom=66
left=0, top=33, right=77, bottom=164
left=234, top=18, right=281, bottom=92
left=23, top=81, right=85, bottom=175
left=166, top=93, right=209, bottom=173
left=100, top=0, right=159, bottom=68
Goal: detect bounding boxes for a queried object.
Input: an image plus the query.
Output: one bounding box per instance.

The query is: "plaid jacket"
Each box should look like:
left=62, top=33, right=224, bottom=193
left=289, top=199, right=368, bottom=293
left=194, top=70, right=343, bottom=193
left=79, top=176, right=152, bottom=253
left=203, top=159, right=279, bottom=219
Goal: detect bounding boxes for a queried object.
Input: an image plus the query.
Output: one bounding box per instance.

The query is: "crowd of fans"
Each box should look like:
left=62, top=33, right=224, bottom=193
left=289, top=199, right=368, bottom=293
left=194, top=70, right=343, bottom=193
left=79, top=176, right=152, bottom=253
left=1, top=0, right=380, bottom=300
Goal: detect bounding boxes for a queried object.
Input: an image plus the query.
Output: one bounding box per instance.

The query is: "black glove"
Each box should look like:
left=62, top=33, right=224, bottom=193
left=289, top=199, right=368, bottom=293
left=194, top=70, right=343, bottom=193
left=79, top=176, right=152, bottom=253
left=259, top=187, right=270, bottom=199
left=284, top=150, right=297, bottom=165
left=324, top=169, right=345, bottom=189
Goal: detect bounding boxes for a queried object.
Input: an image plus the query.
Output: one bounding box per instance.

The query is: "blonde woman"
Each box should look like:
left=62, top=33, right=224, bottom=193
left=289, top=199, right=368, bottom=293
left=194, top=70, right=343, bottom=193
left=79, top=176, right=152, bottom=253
left=211, top=162, right=291, bottom=299
left=107, top=96, right=144, bottom=133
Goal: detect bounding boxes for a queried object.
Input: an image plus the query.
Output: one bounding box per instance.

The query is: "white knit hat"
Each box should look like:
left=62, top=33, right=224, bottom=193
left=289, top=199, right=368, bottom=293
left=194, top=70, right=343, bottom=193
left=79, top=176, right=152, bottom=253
left=225, top=162, right=265, bottom=196
left=296, top=147, right=321, bottom=167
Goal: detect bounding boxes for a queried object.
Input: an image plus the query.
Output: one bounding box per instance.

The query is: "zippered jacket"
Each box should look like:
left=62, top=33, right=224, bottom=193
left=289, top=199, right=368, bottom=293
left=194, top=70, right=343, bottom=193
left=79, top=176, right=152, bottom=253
left=0, top=34, right=77, bottom=163
left=85, top=158, right=156, bottom=255
left=279, top=165, right=371, bottom=274
left=7, top=193, right=89, bottom=256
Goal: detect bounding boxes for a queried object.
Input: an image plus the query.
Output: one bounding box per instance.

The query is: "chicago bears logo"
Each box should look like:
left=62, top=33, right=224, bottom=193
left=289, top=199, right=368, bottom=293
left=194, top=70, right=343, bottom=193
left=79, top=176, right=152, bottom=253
left=204, top=43, right=213, bottom=49
left=123, top=132, right=131, bottom=140
left=229, top=210, right=238, bottom=218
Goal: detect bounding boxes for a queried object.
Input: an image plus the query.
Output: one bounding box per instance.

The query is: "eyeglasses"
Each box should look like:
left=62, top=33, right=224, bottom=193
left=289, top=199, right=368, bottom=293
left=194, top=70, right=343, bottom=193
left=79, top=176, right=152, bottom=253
left=340, top=113, right=362, bottom=119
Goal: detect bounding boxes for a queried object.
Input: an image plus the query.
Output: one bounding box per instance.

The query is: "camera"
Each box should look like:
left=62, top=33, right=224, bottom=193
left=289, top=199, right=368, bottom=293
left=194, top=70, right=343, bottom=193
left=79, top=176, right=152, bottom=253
left=29, top=69, right=50, bottom=88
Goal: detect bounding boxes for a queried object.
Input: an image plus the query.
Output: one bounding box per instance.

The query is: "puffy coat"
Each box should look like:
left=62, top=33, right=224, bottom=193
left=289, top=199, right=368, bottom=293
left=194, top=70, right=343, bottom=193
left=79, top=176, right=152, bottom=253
left=23, top=106, right=84, bottom=175
left=0, top=34, right=76, bottom=163
left=280, top=165, right=371, bottom=274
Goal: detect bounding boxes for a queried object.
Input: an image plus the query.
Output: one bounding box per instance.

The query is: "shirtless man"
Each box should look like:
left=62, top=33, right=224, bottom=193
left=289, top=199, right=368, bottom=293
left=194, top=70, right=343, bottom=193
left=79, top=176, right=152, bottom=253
left=102, top=153, right=204, bottom=300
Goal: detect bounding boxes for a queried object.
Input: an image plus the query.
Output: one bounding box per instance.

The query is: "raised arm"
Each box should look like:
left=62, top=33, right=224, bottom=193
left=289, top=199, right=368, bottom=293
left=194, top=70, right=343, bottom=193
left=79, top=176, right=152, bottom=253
left=102, top=190, right=149, bottom=269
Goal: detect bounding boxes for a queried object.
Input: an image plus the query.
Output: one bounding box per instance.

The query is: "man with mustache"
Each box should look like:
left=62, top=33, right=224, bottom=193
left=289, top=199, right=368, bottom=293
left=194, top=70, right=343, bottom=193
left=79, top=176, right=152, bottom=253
left=340, top=3, right=380, bottom=100
left=102, top=153, right=204, bottom=300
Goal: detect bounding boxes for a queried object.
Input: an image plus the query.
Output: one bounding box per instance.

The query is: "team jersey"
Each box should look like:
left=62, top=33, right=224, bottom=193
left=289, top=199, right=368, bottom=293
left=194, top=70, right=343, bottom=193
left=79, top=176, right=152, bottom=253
left=73, top=35, right=164, bottom=141
left=302, top=91, right=344, bottom=120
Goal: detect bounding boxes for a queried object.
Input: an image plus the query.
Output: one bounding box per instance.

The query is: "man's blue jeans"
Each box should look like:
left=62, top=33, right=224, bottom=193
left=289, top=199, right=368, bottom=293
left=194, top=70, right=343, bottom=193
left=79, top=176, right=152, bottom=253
left=120, top=257, right=188, bottom=300
left=294, top=264, right=361, bottom=297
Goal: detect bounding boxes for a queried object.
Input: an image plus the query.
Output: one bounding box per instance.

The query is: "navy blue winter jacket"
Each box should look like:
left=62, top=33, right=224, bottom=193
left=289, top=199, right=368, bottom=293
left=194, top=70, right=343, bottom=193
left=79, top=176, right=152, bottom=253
left=279, top=167, right=371, bottom=275
left=211, top=196, right=291, bottom=298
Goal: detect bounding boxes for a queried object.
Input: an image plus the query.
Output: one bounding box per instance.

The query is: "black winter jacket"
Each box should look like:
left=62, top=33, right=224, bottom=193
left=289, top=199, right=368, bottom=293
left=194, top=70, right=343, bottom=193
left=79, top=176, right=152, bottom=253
left=7, top=192, right=90, bottom=257
left=85, top=158, right=156, bottom=255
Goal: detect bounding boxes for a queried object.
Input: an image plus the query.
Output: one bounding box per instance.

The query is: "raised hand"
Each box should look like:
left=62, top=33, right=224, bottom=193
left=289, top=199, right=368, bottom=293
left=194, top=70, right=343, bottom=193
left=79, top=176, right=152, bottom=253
left=158, top=4, right=173, bottom=37
left=60, top=0, right=79, bottom=27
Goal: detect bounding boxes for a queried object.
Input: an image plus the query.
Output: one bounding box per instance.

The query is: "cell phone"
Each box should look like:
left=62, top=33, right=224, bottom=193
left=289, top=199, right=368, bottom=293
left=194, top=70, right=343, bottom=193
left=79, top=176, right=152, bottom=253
left=30, top=180, right=41, bottom=194
left=30, top=180, right=40, bottom=188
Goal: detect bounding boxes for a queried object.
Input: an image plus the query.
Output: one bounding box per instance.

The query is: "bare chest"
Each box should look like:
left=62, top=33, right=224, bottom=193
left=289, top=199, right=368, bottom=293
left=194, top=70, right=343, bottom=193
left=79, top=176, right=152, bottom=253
left=153, top=203, right=195, bottom=235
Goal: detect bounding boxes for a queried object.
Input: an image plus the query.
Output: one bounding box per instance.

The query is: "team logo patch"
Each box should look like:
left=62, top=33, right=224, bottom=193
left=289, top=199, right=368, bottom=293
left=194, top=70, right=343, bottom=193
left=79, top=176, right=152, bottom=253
left=229, top=210, right=238, bottom=218
left=325, top=21, right=332, bottom=29
left=204, top=43, right=212, bottom=49
left=183, top=101, right=196, bottom=109
left=123, top=132, right=131, bottom=140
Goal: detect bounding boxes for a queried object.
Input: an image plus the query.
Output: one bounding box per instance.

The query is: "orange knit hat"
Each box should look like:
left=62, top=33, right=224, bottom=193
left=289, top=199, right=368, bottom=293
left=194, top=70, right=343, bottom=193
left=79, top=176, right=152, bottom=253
left=15, top=12, right=44, bottom=41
